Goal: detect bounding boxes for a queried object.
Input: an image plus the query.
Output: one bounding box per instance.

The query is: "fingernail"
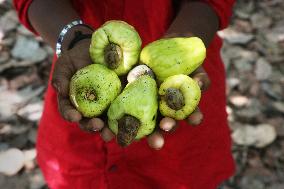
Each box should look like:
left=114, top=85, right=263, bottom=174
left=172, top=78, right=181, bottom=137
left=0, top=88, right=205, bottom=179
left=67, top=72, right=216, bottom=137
left=92, top=127, right=99, bottom=132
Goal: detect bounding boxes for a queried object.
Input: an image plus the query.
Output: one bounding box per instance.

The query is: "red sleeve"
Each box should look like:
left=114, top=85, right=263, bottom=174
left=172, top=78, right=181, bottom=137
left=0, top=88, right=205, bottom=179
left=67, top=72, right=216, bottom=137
left=13, top=0, right=38, bottom=35
left=200, top=0, right=236, bottom=30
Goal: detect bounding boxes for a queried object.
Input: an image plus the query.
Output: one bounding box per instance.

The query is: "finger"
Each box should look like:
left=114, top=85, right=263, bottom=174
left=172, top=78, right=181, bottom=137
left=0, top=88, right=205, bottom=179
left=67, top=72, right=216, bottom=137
left=187, top=107, right=203, bottom=126
left=100, top=127, right=115, bottom=142
left=192, top=72, right=211, bottom=91
left=191, top=67, right=205, bottom=75
left=79, top=118, right=92, bottom=131
left=159, top=117, right=177, bottom=132
left=58, top=95, right=82, bottom=122
left=89, top=118, right=105, bottom=131
left=147, top=131, right=165, bottom=150
left=79, top=118, right=104, bottom=132
left=52, top=54, right=75, bottom=97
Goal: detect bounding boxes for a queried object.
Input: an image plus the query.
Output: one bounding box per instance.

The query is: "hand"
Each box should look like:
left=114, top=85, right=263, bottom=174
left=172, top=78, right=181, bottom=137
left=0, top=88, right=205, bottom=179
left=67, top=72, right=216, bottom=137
left=99, top=66, right=211, bottom=149
left=147, top=67, right=211, bottom=150
left=51, top=35, right=211, bottom=150
left=142, top=19, right=215, bottom=149
left=52, top=39, right=107, bottom=133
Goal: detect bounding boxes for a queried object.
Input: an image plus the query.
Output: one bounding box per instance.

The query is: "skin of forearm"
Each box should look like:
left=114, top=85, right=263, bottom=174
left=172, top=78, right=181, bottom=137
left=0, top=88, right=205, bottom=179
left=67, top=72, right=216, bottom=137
left=166, top=1, right=219, bottom=47
left=28, top=0, right=92, bottom=51
left=27, top=1, right=218, bottom=51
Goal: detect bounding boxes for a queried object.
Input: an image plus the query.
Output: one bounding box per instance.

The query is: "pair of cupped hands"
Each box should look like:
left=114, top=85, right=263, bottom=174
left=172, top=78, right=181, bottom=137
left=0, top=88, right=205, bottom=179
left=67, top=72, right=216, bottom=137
left=52, top=34, right=211, bottom=150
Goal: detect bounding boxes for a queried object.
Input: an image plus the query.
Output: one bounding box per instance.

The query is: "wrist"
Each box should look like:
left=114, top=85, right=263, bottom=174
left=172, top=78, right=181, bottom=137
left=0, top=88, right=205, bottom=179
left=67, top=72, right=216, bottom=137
left=61, top=25, right=93, bottom=52
left=163, top=32, right=195, bottom=39
left=165, top=2, right=219, bottom=47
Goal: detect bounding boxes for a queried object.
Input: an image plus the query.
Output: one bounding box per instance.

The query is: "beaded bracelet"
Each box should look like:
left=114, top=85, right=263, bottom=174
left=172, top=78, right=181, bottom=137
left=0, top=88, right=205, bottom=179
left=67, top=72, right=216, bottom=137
left=55, top=20, right=93, bottom=57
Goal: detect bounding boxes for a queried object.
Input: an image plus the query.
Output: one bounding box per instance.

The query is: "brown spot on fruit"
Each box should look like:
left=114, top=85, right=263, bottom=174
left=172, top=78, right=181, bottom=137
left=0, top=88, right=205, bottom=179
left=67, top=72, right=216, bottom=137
left=117, top=115, right=140, bottom=147
left=104, top=43, right=123, bottom=69
left=165, top=88, right=185, bottom=110
left=85, top=90, right=97, bottom=101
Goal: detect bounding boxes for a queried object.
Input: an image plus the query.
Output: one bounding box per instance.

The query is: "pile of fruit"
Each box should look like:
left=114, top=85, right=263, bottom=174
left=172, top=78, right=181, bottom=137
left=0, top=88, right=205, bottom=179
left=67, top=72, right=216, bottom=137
left=70, top=20, right=206, bottom=147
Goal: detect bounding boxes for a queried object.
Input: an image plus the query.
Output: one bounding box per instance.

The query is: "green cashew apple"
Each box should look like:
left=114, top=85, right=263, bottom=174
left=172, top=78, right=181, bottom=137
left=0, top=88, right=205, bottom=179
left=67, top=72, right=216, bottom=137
left=108, top=75, right=158, bottom=147
left=159, top=74, right=201, bottom=120
left=140, top=37, right=206, bottom=81
left=69, top=64, right=121, bottom=118
left=90, top=20, right=142, bottom=76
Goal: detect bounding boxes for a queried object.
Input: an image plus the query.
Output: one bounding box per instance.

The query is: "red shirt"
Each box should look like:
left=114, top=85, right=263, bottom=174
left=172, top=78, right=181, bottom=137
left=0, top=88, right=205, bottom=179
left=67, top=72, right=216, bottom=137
left=14, top=0, right=236, bottom=189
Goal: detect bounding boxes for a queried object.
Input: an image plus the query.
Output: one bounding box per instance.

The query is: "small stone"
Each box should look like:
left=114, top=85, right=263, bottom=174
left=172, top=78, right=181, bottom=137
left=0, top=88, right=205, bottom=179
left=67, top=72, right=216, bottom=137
left=228, top=121, right=244, bottom=131
left=221, top=45, right=244, bottom=59
left=218, top=28, right=254, bottom=45
left=238, top=49, right=259, bottom=62
left=234, top=58, right=253, bottom=72
left=221, top=45, right=258, bottom=71
left=0, top=86, right=25, bottom=121
left=17, top=100, right=43, bottom=122
left=232, top=124, right=276, bottom=148
left=18, top=86, right=45, bottom=101
left=265, top=23, right=284, bottom=43
left=0, top=86, right=44, bottom=121
left=23, top=149, right=36, bottom=162
left=255, top=58, right=272, bottom=80
left=229, top=95, right=249, bottom=107
left=0, top=10, right=18, bottom=33
left=251, top=13, right=272, bottom=29
left=0, top=148, right=25, bottom=176
left=254, top=124, right=277, bottom=148
left=227, top=78, right=240, bottom=89
left=11, top=35, right=47, bottom=63
left=232, top=125, right=257, bottom=146
left=272, top=101, right=284, bottom=113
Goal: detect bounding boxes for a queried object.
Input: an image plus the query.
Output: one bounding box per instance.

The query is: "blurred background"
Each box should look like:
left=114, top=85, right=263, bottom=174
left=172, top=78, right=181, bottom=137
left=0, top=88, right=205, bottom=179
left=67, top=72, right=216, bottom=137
left=0, top=0, right=283, bottom=188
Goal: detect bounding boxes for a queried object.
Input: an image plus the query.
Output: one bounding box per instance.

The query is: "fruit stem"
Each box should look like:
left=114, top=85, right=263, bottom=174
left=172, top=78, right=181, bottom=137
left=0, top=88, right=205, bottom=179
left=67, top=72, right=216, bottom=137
left=85, top=91, right=97, bottom=101
left=165, top=88, right=185, bottom=110
left=117, top=115, right=140, bottom=147
left=104, top=43, right=122, bottom=69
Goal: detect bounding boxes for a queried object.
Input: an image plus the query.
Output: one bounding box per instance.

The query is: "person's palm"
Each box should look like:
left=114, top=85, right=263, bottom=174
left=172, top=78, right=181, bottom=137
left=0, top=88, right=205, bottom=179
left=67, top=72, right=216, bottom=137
left=52, top=39, right=106, bottom=130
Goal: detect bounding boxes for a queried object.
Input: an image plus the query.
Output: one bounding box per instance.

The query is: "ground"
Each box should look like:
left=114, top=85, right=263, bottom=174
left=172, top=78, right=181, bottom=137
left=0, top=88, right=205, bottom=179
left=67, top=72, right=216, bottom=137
left=0, top=0, right=283, bottom=188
